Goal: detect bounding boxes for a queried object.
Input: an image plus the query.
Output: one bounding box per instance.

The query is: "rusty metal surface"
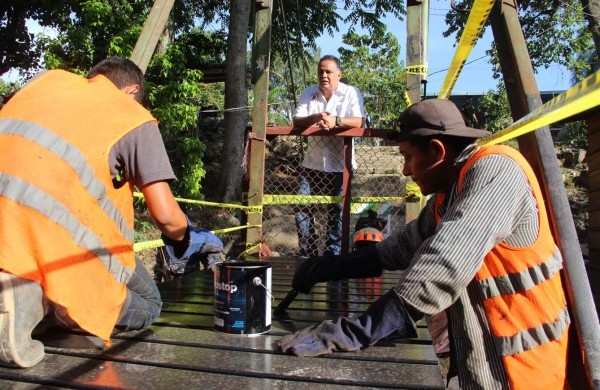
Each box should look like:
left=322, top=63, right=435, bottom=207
left=0, top=257, right=445, bottom=388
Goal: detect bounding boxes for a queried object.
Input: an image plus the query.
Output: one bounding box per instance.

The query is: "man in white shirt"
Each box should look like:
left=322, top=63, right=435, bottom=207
left=293, top=55, right=366, bottom=257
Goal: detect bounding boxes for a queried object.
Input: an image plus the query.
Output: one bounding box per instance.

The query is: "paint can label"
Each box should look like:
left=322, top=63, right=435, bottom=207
left=214, top=268, right=247, bottom=330
left=214, top=262, right=272, bottom=335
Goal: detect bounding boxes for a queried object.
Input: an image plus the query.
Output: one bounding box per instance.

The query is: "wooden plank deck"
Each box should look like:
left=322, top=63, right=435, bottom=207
left=0, top=257, right=446, bottom=389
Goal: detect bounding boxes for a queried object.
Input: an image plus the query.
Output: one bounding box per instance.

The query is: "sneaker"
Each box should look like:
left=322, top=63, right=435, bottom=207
left=0, top=272, right=45, bottom=368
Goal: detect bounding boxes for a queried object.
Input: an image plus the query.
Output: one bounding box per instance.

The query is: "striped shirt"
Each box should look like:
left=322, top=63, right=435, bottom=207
left=376, top=151, right=543, bottom=389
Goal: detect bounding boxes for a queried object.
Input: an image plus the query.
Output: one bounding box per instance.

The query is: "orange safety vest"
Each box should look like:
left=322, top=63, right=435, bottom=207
left=0, top=70, right=156, bottom=343
left=435, top=145, right=569, bottom=389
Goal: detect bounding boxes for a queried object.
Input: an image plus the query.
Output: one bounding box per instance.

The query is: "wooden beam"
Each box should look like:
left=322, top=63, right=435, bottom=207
left=246, top=0, right=273, bottom=257
left=130, top=0, right=175, bottom=73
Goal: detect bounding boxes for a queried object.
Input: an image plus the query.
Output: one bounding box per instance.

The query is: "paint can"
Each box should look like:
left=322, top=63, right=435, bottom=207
left=213, top=260, right=272, bottom=335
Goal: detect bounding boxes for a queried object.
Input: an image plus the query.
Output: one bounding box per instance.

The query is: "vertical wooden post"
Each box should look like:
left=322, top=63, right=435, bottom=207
left=341, top=137, right=353, bottom=255
left=246, top=0, right=272, bottom=257
left=405, top=0, right=428, bottom=224
left=130, top=0, right=175, bottom=73
left=490, top=1, right=600, bottom=387
left=406, top=0, right=425, bottom=105
left=586, top=112, right=600, bottom=314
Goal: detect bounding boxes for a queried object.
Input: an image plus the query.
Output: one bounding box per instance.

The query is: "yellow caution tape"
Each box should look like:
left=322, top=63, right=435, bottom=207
left=263, top=194, right=342, bottom=205
left=437, top=0, right=495, bottom=100
left=405, top=181, right=423, bottom=199
left=407, top=65, right=428, bottom=75
left=133, top=239, right=165, bottom=252
left=246, top=206, right=263, bottom=214
left=404, top=91, right=413, bottom=107
left=263, top=194, right=412, bottom=205
left=212, top=224, right=260, bottom=234
left=239, top=243, right=261, bottom=258
left=133, top=226, right=260, bottom=253
left=477, top=69, right=600, bottom=147
left=350, top=196, right=407, bottom=203
left=133, top=192, right=249, bottom=210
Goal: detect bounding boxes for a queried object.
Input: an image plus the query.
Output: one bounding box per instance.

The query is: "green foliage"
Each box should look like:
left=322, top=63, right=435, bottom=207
left=268, top=50, right=321, bottom=125
left=8, top=1, right=230, bottom=201
left=565, top=121, right=588, bottom=147
left=338, top=25, right=407, bottom=128
left=134, top=218, right=155, bottom=242
left=267, top=84, right=293, bottom=125
left=30, top=0, right=146, bottom=76
left=269, top=0, right=406, bottom=97
left=477, top=83, right=512, bottom=133
left=444, top=1, right=593, bottom=80
left=145, top=44, right=209, bottom=199
left=0, top=79, right=20, bottom=103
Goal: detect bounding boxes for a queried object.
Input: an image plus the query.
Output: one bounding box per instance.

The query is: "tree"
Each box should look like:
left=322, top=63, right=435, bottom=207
left=214, top=0, right=407, bottom=201
left=338, top=25, right=407, bottom=128
left=218, top=0, right=251, bottom=202
left=269, top=0, right=406, bottom=107
left=579, top=0, right=600, bottom=62
left=7, top=1, right=229, bottom=201
left=0, top=0, right=73, bottom=76
left=476, top=83, right=512, bottom=134
left=443, top=1, right=593, bottom=79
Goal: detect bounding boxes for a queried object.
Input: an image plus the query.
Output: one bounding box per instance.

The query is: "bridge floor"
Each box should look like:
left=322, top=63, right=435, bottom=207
left=0, top=257, right=447, bottom=389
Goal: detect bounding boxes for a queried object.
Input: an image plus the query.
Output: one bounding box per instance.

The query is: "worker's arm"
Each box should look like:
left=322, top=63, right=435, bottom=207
left=141, top=180, right=188, bottom=241
left=142, top=180, right=224, bottom=269
left=278, top=289, right=417, bottom=356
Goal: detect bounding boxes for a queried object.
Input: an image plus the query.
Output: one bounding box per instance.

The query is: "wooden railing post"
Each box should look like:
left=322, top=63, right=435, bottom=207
left=245, top=0, right=272, bottom=258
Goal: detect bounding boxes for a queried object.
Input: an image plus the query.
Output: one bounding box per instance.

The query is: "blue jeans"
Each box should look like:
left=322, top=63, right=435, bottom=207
left=116, top=258, right=163, bottom=331
left=295, top=168, right=344, bottom=257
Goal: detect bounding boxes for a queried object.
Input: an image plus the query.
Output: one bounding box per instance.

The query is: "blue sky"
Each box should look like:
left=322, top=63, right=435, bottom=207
left=315, top=5, right=571, bottom=95
left=4, top=7, right=572, bottom=94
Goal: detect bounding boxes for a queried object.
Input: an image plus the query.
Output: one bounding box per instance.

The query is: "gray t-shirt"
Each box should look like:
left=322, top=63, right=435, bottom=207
left=108, top=121, right=175, bottom=189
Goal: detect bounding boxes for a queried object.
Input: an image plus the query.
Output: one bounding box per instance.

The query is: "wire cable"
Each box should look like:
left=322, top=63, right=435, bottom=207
left=277, top=0, right=298, bottom=108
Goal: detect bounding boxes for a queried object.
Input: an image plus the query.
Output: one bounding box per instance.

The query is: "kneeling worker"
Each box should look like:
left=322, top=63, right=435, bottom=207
left=0, top=57, right=222, bottom=368
left=278, top=99, right=570, bottom=389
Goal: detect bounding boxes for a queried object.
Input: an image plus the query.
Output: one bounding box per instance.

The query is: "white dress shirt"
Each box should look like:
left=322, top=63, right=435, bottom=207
left=294, top=82, right=365, bottom=172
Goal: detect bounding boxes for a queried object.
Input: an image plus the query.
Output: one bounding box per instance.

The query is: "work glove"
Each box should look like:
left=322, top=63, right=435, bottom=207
left=292, top=244, right=383, bottom=294
left=162, top=217, right=225, bottom=274
left=277, top=289, right=417, bottom=357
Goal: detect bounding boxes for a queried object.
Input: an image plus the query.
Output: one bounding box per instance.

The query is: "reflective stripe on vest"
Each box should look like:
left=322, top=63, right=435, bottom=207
left=0, top=70, right=156, bottom=343
left=495, top=306, right=569, bottom=357
left=0, top=118, right=135, bottom=243
left=477, top=248, right=562, bottom=300
left=0, top=173, right=133, bottom=284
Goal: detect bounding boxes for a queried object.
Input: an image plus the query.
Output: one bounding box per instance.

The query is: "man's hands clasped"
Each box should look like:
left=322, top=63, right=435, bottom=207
left=310, top=111, right=338, bottom=130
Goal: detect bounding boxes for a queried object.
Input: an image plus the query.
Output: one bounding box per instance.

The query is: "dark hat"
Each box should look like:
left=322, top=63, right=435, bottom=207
left=394, top=99, right=491, bottom=141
